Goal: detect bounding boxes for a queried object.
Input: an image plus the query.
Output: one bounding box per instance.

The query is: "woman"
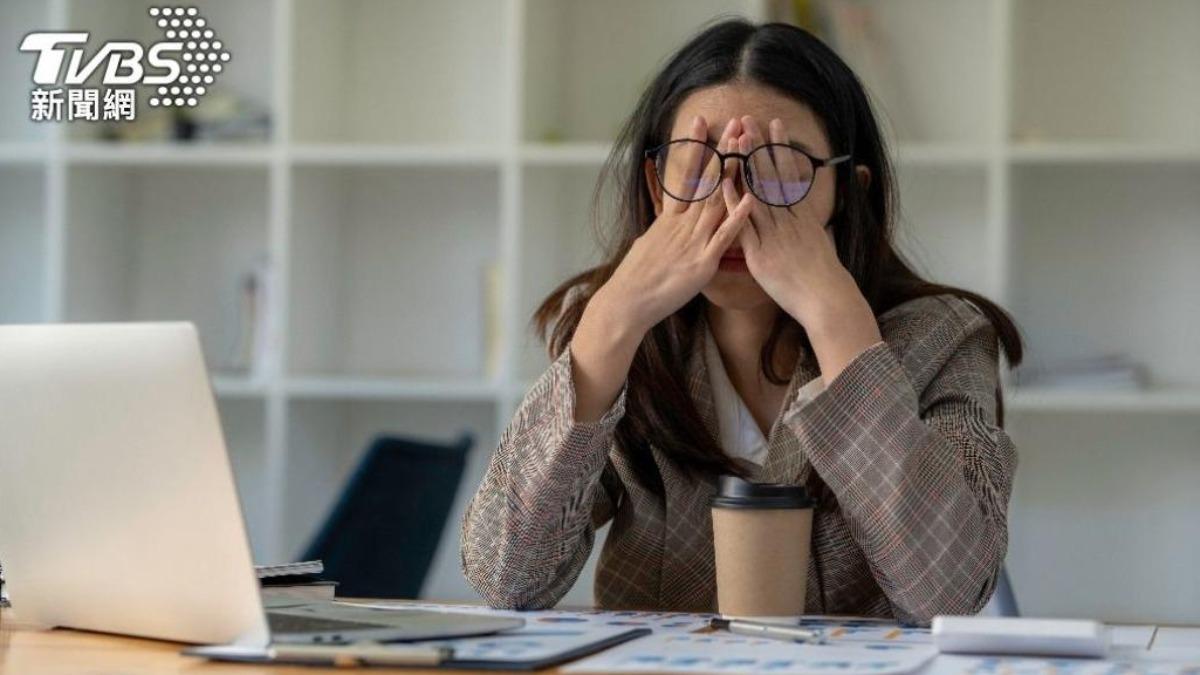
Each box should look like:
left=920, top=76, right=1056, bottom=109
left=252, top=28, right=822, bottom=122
left=460, top=18, right=1023, bottom=626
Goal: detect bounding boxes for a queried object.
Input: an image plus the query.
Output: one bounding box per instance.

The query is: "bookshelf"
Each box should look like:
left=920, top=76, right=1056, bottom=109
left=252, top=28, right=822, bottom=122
left=1, top=0, right=1197, bottom=621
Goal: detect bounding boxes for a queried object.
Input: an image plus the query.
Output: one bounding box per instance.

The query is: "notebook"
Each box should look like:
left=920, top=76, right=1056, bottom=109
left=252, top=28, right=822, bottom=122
left=187, top=624, right=651, bottom=670
left=254, top=560, right=335, bottom=602
left=255, top=560, right=324, bottom=580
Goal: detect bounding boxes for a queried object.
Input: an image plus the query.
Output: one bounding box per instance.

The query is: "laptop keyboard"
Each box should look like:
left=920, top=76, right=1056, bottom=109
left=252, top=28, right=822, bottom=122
left=267, top=611, right=389, bottom=634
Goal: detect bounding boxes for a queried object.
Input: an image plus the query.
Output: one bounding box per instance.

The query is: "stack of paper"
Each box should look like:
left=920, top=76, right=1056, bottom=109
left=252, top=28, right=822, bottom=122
left=1015, top=353, right=1148, bottom=391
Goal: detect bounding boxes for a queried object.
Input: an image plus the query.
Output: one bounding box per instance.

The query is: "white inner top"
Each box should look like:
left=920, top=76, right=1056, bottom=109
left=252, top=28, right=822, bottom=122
left=704, top=323, right=826, bottom=467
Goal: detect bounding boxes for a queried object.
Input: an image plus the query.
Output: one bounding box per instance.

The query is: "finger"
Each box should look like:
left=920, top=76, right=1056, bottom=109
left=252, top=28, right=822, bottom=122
left=742, top=115, right=785, bottom=207
left=720, top=172, right=741, bottom=214
left=664, top=115, right=709, bottom=213
left=687, top=117, right=737, bottom=218
left=737, top=207, right=762, bottom=253
left=768, top=118, right=811, bottom=211
left=706, top=179, right=755, bottom=259
left=690, top=170, right=728, bottom=241
left=740, top=131, right=778, bottom=232
left=690, top=120, right=739, bottom=235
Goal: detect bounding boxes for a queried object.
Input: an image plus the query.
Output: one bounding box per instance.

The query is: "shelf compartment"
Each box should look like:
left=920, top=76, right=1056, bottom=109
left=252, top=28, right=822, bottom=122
left=290, top=0, right=505, bottom=144
left=218, top=398, right=271, bottom=562
left=892, top=164, right=994, bottom=298
left=288, top=165, right=500, bottom=379
left=1011, top=0, right=1200, bottom=144
left=0, top=166, right=47, bottom=323
left=284, top=398, right=496, bottom=600
left=1010, top=164, right=1200, bottom=388
left=820, top=0, right=999, bottom=146
left=1006, top=411, right=1200, bottom=624
left=517, top=164, right=611, bottom=380
left=0, top=1, right=49, bottom=143
left=64, top=0, right=274, bottom=144
left=63, top=165, right=270, bottom=372
left=522, top=0, right=760, bottom=143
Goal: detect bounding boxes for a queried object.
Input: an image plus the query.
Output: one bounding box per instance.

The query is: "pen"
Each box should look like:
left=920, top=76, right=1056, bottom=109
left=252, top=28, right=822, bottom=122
left=270, top=641, right=454, bottom=667
left=709, top=617, right=827, bottom=645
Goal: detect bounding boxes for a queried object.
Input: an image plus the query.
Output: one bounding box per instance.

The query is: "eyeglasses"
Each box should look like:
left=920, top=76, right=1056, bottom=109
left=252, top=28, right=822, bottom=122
left=644, top=139, right=851, bottom=207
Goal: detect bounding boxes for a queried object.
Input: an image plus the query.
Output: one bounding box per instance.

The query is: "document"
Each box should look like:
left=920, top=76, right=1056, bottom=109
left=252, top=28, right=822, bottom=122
left=422, top=625, right=649, bottom=669
left=560, top=632, right=938, bottom=675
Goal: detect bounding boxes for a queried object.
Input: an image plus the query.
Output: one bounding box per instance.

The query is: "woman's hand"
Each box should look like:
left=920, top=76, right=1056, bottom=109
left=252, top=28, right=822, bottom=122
left=723, top=115, right=882, bottom=384
left=597, top=114, right=755, bottom=335
left=568, top=115, right=754, bottom=423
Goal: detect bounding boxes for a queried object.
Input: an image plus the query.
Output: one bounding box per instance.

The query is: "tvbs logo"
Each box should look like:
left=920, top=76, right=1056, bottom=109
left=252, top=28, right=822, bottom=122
left=19, top=6, right=230, bottom=121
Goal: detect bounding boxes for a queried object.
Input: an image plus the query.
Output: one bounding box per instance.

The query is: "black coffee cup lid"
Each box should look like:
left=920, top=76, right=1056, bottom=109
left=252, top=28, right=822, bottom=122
left=710, top=475, right=814, bottom=509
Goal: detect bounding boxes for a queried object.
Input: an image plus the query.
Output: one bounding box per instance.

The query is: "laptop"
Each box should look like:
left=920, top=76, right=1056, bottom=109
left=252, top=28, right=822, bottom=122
left=0, top=322, right=522, bottom=646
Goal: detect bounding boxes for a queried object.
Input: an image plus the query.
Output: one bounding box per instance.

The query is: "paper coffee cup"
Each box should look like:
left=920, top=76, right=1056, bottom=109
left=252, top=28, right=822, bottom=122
left=710, top=475, right=814, bottom=624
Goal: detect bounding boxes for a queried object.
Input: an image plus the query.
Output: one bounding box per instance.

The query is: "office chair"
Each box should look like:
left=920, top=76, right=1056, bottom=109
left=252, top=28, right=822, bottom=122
left=299, top=432, right=473, bottom=599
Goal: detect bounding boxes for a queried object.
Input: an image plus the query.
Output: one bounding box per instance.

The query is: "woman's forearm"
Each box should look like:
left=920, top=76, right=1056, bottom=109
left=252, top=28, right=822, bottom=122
left=568, top=284, right=646, bottom=423
left=804, top=290, right=884, bottom=387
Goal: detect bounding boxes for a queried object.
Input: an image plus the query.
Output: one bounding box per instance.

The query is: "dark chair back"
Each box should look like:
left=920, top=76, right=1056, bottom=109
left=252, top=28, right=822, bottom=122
left=299, top=432, right=473, bottom=599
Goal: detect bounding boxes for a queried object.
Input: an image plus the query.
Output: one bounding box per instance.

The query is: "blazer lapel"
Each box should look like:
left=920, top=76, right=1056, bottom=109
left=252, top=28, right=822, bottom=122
left=687, top=318, right=721, bottom=445
left=653, top=315, right=825, bottom=611
left=754, top=342, right=822, bottom=486
left=653, top=320, right=722, bottom=611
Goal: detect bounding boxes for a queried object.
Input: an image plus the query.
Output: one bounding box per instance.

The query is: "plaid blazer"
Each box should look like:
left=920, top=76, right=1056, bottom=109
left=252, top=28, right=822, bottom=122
left=460, top=288, right=1017, bottom=626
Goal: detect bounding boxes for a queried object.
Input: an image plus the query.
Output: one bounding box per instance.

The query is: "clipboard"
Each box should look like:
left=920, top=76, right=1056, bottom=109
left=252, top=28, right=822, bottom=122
left=185, top=626, right=652, bottom=670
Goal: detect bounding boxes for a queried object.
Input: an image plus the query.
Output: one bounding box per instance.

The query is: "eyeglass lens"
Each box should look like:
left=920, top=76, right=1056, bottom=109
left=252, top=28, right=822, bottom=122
left=656, top=140, right=815, bottom=207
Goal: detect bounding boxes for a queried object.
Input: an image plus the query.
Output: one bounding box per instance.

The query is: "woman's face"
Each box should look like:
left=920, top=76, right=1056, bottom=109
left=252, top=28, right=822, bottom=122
left=643, top=81, right=848, bottom=313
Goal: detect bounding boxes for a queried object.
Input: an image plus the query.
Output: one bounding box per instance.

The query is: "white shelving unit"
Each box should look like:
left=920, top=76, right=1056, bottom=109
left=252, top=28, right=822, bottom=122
left=1, top=0, right=1197, bottom=619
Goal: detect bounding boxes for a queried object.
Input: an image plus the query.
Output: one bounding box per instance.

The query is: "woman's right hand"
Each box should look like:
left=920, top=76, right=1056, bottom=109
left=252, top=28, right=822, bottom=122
left=599, top=115, right=755, bottom=334
left=566, top=116, right=754, bottom=423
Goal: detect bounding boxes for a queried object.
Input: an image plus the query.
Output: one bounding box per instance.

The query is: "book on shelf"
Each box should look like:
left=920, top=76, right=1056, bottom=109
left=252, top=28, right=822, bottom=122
left=255, top=559, right=324, bottom=580
left=224, top=255, right=272, bottom=379
left=1014, top=353, right=1150, bottom=392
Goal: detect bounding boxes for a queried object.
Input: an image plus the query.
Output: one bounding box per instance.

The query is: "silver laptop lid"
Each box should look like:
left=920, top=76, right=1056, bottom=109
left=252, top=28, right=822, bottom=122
left=0, top=322, right=269, bottom=647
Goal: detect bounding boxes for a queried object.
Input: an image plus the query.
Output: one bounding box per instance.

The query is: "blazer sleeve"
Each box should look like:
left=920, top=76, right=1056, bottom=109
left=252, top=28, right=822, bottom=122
left=783, top=300, right=1017, bottom=626
left=459, top=291, right=628, bottom=610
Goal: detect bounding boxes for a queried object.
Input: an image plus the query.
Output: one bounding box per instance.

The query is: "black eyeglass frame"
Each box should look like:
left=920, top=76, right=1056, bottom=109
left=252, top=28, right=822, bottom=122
left=643, top=138, right=852, bottom=207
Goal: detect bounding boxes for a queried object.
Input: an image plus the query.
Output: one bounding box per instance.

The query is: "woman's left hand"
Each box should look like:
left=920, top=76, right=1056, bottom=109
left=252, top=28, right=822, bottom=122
left=723, top=115, right=883, bottom=383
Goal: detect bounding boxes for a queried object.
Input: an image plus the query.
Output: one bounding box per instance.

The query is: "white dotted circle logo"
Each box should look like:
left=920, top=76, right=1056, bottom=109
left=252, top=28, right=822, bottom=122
left=146, top=6, right=230, bottom=108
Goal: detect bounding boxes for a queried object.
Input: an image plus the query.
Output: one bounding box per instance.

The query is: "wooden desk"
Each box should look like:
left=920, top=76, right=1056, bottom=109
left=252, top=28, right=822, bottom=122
left=0, top=599, right=570, bottom=674
left=5, top=601, right=1199, bottom=674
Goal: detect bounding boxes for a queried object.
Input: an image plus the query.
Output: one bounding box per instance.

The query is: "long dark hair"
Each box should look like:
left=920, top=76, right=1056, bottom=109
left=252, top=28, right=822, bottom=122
left=532, top=18, right=1024, bottom=494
